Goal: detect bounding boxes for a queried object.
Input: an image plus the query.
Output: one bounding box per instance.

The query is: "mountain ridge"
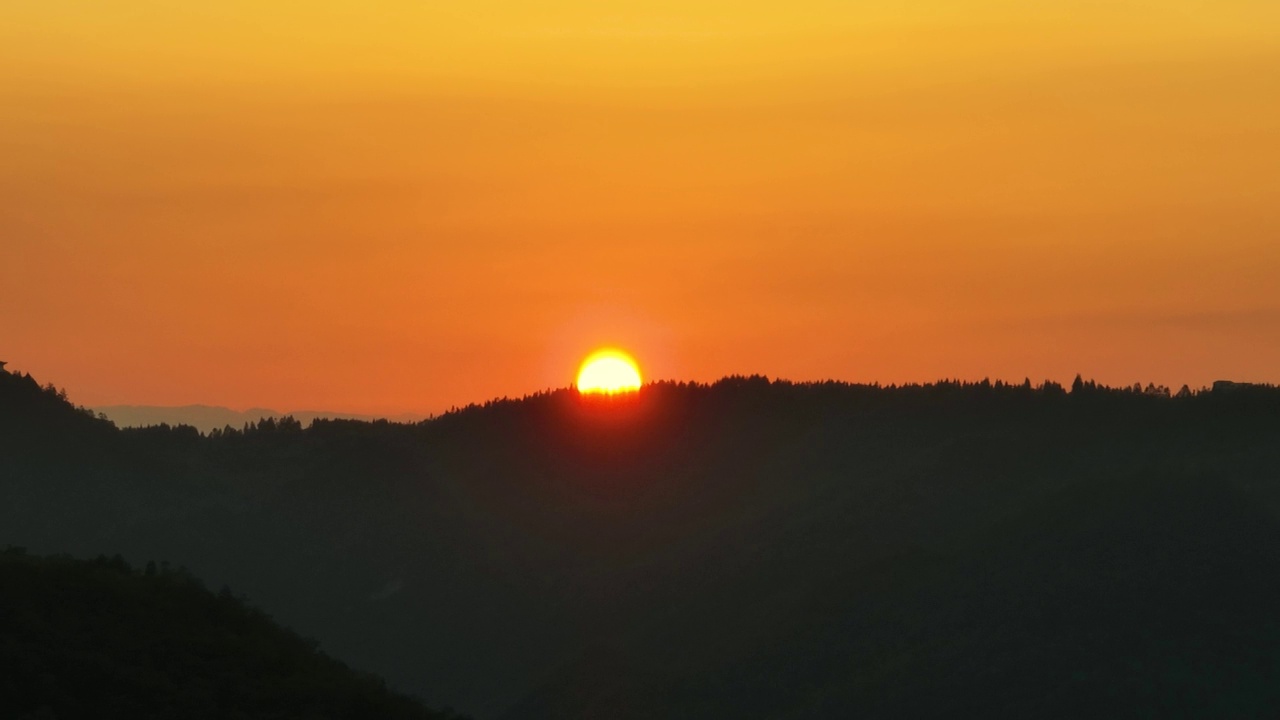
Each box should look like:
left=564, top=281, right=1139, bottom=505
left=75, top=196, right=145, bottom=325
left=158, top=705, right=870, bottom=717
left=0, top=548, right=466, bottom=720
left=4, top=366, right=1280, bottom=717
left=93, top=403, right=429, bottom=433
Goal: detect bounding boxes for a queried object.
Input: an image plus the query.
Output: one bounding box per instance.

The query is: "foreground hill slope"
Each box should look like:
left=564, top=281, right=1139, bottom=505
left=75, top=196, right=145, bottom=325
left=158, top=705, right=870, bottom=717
left=4, top=367, right=1280, bottom=717
left=0, top=549, right=461, bottom=720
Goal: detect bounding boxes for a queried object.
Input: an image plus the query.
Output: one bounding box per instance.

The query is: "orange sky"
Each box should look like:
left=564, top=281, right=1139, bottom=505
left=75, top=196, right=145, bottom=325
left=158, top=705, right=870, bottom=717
left=2, top=1, right=1278, bottom=414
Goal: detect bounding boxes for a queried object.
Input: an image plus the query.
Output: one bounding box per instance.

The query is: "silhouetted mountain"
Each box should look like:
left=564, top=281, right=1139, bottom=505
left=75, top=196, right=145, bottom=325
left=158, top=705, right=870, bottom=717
left=95, top=404, right=428, bottom=434
left=0, top=548, right=464, bottom=720
left=4, top=365, right=1280, bottom=718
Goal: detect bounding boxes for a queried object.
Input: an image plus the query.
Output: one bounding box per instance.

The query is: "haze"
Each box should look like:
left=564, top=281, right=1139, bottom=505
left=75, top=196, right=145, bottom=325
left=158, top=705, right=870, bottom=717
left=3, top=1, right=1278, bottom=414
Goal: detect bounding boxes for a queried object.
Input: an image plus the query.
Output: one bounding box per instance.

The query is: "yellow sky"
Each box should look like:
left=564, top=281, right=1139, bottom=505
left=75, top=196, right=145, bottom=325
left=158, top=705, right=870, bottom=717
left=2, top=1, right=1278, bottom=412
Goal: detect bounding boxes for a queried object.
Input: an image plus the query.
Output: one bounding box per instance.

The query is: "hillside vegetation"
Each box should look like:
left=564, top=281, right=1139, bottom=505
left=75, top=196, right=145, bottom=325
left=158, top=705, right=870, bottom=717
left=3, top=367, right=1280, bottom=717
left=0, top=549, right=463, bottom=720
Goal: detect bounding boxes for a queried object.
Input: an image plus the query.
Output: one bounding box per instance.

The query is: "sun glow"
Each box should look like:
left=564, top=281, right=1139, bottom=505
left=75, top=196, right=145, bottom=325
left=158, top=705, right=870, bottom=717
left=576, top=350, right=642, bottom=395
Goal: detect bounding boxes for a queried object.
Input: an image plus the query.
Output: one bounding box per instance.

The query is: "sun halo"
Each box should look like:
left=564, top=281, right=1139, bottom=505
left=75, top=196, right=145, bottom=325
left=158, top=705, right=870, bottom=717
left=576, top=349, right=642, bottom=396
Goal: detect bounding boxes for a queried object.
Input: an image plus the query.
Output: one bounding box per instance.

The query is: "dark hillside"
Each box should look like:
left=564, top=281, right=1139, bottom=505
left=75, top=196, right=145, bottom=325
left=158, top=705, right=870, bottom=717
left=0, top=549, right=463, bottom=720
left=4, top=367, right=1280, bottom=717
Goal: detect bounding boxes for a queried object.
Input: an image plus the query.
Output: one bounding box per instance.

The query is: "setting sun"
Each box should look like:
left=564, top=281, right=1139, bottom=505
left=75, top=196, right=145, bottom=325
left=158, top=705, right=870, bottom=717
left=576, top=350, right=642, bottom=396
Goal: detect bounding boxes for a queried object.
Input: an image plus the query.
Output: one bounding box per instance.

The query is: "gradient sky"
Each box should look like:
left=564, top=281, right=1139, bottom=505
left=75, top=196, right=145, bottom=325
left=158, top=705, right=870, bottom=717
left=3, top=1, right=1278, bottom=413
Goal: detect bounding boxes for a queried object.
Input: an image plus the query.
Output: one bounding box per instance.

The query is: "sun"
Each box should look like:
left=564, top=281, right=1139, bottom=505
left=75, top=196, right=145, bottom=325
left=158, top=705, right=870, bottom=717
left=576, top=349, right=642, bottom=395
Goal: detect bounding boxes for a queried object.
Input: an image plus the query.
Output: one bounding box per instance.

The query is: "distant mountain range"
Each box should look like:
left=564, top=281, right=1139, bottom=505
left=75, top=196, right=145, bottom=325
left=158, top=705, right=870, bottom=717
left=94, top=404, right=428, bottom=433
left=6, top=367, right=1280, bottom=718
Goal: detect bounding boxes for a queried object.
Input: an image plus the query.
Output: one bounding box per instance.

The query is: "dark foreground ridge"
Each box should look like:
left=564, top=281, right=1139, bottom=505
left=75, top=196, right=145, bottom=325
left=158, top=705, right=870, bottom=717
left=4, top=366, right=1280, bottom=718
left=0, top=549, right=465, bottom=720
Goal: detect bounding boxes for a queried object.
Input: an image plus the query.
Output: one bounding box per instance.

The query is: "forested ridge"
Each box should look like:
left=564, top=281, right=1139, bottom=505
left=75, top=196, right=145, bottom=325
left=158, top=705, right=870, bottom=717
left=4, top=366, right=1280, bottom=718
left=0, top=549, right=466, bottom=720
